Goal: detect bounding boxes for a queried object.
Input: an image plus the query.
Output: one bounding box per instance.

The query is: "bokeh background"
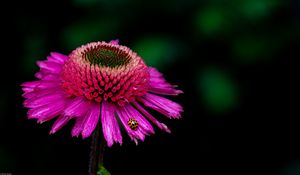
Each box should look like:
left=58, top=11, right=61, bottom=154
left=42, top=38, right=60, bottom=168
left=1, top=0, right=300, bottom=174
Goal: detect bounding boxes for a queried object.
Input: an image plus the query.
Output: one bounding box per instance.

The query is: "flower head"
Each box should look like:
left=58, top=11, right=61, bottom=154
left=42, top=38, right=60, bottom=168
left=22, top=40, right=183, bottom=146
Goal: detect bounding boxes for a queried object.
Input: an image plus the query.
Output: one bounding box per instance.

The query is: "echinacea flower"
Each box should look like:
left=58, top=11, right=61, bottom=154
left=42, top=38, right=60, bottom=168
left=21, top=40, right=183, bottom=146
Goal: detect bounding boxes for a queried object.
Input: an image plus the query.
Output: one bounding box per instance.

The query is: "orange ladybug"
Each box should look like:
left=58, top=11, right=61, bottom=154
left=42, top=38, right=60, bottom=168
left=128, top=118, right=138, bottom=130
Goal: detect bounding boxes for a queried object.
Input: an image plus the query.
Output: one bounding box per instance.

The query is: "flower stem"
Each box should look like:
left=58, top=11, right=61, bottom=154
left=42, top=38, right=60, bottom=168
left=89, top=123, right=105, bottom=175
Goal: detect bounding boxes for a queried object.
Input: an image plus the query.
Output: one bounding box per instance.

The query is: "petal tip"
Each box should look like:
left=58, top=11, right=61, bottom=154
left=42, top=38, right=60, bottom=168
left=109, top=39, right=119, bottom=45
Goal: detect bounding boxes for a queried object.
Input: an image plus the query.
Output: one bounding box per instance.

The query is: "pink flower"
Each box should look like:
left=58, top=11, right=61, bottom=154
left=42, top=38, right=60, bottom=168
left=21, top=40, right=183, bottom=146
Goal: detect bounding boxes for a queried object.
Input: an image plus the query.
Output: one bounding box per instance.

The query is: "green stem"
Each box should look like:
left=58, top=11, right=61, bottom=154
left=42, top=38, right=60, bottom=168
left=89, top=123, right=105, bottom=175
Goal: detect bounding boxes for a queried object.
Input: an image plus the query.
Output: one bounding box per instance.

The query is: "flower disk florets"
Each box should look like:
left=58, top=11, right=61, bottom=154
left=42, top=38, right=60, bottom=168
left=61, top=42, right=149, bottom=106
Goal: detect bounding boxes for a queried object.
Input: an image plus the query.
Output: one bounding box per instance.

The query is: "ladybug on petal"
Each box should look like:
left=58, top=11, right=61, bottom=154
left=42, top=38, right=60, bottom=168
left=128, top=118, right=138, bottom=131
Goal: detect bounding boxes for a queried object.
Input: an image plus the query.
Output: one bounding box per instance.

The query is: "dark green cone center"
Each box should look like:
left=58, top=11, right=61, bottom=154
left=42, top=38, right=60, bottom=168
left=84, top=46, right=130, bottom=68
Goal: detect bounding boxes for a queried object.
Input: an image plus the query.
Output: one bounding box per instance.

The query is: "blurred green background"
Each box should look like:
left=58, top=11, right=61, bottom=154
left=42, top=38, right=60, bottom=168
left=1, top=0, right=300, bottom=174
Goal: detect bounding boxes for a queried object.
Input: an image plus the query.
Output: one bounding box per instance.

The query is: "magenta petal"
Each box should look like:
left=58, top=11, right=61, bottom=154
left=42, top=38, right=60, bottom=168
left=81, top=103, right=101, bottom=138
left=63, top=97, right=90, bottom=117
left=116, top=104, right=154, bottom=143
left=125, top=104, right=154, bottom=134
left=50, top=115, right=71, bottom=134
left=49, top=52, right=68, bottom=64
left=28, top=99, right=67, bottom=123
left=23, top=87, right=60, bottom=99
left=72, top=117, right=85, bottom=137
left=133, top=101, right=171, bottom=133
left=70, top=102, right=100, bottom=138
left=39, top=74, right=60, bottom=81
left=22, top=87, right=34, bottom=93
left=37, top=60, right=62, bottom=74
left=24, top=92, right=64, bottom=108
left=148, top=67, right=183, bottom=95
left=21, top=81, right=42, bottom=88
left=34, top=71, right=60, bottom=81
left=109, top=39, right=119, bottom=45
left=101, top=101, right=122, bottom=147
left=139, top=93, right=183, bottom=119
left=21, top=80, right=59, bottom=90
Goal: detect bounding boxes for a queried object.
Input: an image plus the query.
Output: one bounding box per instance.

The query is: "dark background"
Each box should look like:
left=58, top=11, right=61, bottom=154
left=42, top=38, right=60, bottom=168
left=1, top=0, right=300, bottom=174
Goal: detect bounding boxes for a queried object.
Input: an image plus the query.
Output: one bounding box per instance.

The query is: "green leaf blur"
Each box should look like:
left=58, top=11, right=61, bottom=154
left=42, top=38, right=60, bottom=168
left=97, top=166, right=111, bottom=175
left=198, top=67, right=238, bottom=113
left=133, top=37, right=179, bottom=69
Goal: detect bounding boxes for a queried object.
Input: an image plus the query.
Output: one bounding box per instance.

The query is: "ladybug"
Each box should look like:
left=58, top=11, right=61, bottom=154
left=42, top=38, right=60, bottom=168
left=128, top=118, right=138, bottom=130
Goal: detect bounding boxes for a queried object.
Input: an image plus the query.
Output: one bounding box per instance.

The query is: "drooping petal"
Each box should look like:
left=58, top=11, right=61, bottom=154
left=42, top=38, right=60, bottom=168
left=24, top=91, right=65, bottom=108
left=148, top=67, right=183, bottom=95
left=101, top=101, right=122, bottom=147
left=28, top=99, right=67, bottom=123
left=71, top=102, right=100, bottom=138
left=81, top=102, right=101, bottom=138
left=63, top=97, right=91, bottom=117
left=115, top=106, right=145, bottom=143
left=21, top=80, right=59, bottom=90
left=139, top=93, right=183, bottom=119
left=72, top=117, right=85, bottom=137
left=132, top=101, right=171, bottom=133
left=116, top=103, right=154, bottom=144
left=22, top=87, right=59, bottom=99
left=125, top=104, right=154, bottom=134
left=50, top=115, right=71, bottom=134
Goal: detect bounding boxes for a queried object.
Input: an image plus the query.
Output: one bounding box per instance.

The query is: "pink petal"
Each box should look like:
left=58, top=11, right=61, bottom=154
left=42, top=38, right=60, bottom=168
left=37, top=60, right=63, bottom=74
left=116, top=104, right=154, bottom=144
left=132, top=101, right=171, bottom=133
left=24, top=92, right=64, bottom=108
left=148, top=67, right=183, bottom=95
left=35, top=72, right=60, bottom=81
left=109, top=39, right=119, bottom=45
left=81, top=102, right=101, bottom=138
left=139, top=93, right=183, bottom=119
left=21, top=81, right=42, bottom=88
left=71, top=102, right=100, bottom=138
left=124, top=104, right=154, bottom=134
left=50, top=115, right=71, bottom=134
left=72, top=117, right=85, bottom=137
left=101, top=101, right=122, bottom=147
left=28, top=99, right=67, bottom=123
left=23, top=87, right=60, bottom=99
left=22, top=87, right=34, bottom=93
left=49, top=52, right=69, bottom=64
left=21, top=80, right=59, bottom=90
left=63, top=97, right=90, bottom=117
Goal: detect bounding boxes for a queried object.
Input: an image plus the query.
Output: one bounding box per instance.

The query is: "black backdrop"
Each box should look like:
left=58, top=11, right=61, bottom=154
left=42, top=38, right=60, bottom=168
left=1, top=0, right=300, bottom=174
